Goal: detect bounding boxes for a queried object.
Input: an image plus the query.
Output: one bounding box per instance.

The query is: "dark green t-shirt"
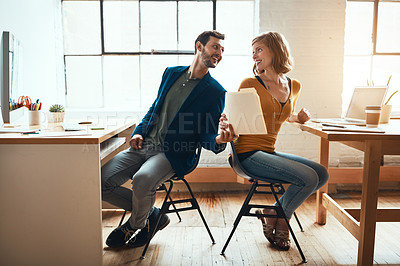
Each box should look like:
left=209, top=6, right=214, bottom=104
left=144, top=71, right=200, bottom=146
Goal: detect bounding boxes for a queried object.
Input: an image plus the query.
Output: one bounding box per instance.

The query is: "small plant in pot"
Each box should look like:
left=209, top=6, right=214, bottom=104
left=381, top=89, right=398, bottom=123
left=380, top=75, right=397, bottom=123
left=48, top=104, right=65, bottom=123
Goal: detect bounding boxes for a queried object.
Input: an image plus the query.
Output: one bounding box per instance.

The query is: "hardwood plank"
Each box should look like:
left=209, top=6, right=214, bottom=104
left=101, top=191, right=400, bottom=265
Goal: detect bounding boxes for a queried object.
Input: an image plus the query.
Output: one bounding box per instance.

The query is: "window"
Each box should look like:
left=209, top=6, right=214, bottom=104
left=344, top=0, right=400, bottom=115
left=62, top=0, right=254, bottom=110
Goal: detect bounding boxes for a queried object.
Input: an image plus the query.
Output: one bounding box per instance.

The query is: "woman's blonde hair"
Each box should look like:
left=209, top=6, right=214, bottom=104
left=252, top=32, right=293, bottom=75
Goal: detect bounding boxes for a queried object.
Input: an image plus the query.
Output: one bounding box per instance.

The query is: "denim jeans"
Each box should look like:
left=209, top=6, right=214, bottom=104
left=240, top=151, right=329, bottom=219
left=101, top=144, right=175, bottom=229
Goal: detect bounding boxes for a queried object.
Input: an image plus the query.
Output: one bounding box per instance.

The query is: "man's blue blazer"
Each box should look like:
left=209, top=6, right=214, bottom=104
left=133, top=66, right=226, bottom=177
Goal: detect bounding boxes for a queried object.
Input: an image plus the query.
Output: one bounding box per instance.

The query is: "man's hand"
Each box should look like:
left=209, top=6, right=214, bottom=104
left=215, top=113, right=238, bottom=144
left=129, top=134, right=143, bottom=150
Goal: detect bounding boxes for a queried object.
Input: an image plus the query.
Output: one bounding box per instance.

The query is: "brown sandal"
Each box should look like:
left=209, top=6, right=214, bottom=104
left=255, top=209, right=276, bottom=244
left=274, top=228, right=291, bottom=251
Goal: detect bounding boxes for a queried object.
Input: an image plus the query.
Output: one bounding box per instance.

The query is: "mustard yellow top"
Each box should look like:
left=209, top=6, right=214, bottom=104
left=234, top=76, right=301, bottom=154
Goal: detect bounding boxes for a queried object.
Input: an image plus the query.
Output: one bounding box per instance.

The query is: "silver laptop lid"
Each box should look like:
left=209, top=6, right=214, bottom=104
left=345, top=86, right=388, bottom=121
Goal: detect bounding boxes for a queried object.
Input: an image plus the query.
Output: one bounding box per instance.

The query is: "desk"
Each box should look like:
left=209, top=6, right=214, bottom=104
left=297, top=121, right=400, bottom=266
left=0, top=119, right=135, bottom=266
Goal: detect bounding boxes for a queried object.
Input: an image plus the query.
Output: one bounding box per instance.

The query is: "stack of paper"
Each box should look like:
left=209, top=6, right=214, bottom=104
left=322, top=124, right=385, bottom=133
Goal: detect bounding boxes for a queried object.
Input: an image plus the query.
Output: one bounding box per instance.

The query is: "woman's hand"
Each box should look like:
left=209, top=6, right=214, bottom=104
left=297, top=108, right=311, bottom=124
left=215, top=113, right=238, bottom=144
left=129, top=134, right=143, bottom=149
left=288, top=108, right=311, bottom=124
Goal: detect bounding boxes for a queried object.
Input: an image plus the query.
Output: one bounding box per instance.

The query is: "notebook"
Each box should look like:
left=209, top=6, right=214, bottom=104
left=312, top=86, right=388, bottom=125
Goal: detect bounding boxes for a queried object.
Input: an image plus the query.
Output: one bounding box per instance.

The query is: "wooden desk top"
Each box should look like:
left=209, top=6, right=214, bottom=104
left=297, top=120, right=400, bottom=141
left=0, top=119, right=136, bottom=145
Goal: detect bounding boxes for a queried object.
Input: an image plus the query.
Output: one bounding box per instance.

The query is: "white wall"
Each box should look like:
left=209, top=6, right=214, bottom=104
left=0, top=0, right=65, bottom=112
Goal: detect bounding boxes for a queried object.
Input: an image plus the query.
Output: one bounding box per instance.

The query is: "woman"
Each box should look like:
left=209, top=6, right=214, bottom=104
left=227, top=32, right=329, bottom=250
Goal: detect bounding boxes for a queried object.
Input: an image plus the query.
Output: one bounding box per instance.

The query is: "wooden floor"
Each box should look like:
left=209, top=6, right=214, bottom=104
left=102, top=191, right=400, bottom=265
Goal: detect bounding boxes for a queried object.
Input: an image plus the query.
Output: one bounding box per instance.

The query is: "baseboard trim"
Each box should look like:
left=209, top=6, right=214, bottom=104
left=186, top=166, right=400, bottom=184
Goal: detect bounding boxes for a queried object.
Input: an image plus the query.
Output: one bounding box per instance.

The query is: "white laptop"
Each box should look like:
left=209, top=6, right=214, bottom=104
left=312, top=86, right=388, bottom=125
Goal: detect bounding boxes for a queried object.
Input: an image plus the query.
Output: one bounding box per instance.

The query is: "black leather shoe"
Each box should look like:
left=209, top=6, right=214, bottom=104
left=127, top=207, right=170, bottom=248
left=106, top=220, right=137, bottom=248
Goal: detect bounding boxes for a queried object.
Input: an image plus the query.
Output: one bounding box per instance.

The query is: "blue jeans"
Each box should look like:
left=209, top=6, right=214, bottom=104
left=240, top=151, right=329, bottom=219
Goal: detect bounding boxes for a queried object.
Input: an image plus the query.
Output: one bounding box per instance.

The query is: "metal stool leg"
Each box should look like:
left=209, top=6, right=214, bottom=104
left=271, top=184, right=307, bottom=263
left=221, top=181, right=258, bottom=255
left=182, top=178, right=215, bottom=244
left=141, top=180, right=174, bottom=259
left=293, top=212, right=304, bottom=232
left=160, top=183, right=182, bottom=222
left=118, top=210, right=127, bottom=227
left=277, top=184, right=304, bottom=232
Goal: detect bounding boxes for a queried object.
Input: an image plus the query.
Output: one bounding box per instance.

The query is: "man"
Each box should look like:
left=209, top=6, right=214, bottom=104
left=101, top=30, right=235, bottom=248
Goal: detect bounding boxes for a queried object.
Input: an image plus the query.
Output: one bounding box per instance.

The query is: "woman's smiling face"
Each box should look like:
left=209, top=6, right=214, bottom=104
left=252, top=41, right=273, bottom=73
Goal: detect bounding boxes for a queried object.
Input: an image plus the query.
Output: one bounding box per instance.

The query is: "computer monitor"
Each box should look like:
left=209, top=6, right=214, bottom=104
left=1, top=31, right=24, bottom=123
left=345, top=86, right=388, bottom=121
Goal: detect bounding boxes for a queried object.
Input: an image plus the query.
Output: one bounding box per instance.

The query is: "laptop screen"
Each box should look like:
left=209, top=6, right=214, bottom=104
left=345, top=86, right=388, bottom=121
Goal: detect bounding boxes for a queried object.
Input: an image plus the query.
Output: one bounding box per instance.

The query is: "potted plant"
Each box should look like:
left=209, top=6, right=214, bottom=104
left=47, top=104, right=65, bottom=123
left=368, top=75, right=397, bottom=123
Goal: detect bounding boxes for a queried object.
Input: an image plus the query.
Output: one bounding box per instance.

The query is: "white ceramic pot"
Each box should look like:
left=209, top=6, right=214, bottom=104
left=47, top=112, right=65, bottom=123
left=379, top=105, right=392, bottom=124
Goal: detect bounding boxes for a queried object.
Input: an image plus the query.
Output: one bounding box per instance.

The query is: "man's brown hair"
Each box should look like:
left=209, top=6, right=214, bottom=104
left=195, top=30, right=225, bottom=53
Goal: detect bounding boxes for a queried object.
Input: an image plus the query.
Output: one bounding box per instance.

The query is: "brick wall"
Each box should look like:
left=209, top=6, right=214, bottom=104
left=199, top=0, right=348, bottom=168
left=86, top=0, right=397, bottom=170
left=197, top=0, right=397, bottom=169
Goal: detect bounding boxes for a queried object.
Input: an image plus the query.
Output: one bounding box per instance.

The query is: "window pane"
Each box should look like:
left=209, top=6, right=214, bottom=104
left=213, top=55, right=254, bottom=92
left=140, top=2, right=177, bottom=51
left=376, top=2, right=400, bottom=53
left=372, top=56, right=400, bottom=107
left=342, top=56, right=372, bottom=114
left=140, top=55, right=179, bottom=109
left=103, top=56, right=140, bottom=108
left=178, top=55, right=193, bottom=66
left=344, top=2, right=373, bottom=55
left=217, top=1, right=254, bottom=55
left=65, top=56, right=103, bottom=108
left=62, top=1, right=101, bottom=55
left=103, top=0, right=139, bottom=52
left=178, top=2, right=213, bottom=51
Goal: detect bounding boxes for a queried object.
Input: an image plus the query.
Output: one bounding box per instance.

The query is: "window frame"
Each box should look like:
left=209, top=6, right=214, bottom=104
left=61, top=0, right=255, bottom=109
left=94, top=0, right=217, bottom=56
left=344, top=0, right=400, bottom=111
left=347, top=0, right=400, bottom=56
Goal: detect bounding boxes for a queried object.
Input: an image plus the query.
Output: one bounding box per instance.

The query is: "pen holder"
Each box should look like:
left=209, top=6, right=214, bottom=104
left=29, top=111, right=46, bottom=126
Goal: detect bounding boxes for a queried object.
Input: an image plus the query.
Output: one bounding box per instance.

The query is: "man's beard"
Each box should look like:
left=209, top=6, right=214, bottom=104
left=201, top=49, right=218, bottom=68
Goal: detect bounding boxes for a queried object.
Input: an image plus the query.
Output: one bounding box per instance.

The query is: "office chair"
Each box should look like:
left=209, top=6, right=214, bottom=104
left=118, top=144, right=215, bottom=258
left=221, top=142, right=307, bottom=263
